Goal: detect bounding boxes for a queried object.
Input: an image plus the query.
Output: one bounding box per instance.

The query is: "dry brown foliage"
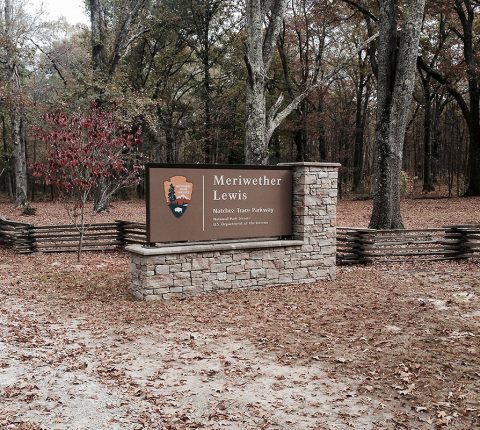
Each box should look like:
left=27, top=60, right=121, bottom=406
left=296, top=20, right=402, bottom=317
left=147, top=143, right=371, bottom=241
left=1, top=197, right=479, bottom=428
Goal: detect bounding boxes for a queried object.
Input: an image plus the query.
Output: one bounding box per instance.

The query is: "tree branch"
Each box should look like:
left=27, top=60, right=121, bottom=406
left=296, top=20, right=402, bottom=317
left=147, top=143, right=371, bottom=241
left=267, top=31, right=380, bottom=141
left=262, top=0, right=288, bottom=68
left=29, top=39, right=67, bottom=85
left=340, top=0, right=378, bottom=22
left=266, top=89, right=310, bottom=143
left=108, top=0, right=148, bottom=76
left=417, top=56, right=472, bottom=129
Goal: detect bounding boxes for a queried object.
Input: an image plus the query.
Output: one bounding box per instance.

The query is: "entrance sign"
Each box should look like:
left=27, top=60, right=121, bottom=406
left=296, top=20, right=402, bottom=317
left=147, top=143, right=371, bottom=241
left=146, top=164, right=293, bottom=244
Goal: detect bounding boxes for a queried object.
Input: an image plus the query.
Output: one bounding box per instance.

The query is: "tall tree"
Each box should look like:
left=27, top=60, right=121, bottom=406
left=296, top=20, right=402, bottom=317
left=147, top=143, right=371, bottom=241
left=244, top=0, right=288, bottom=164
left=418, top=0, right=480, bottom=196
left=276, top=0, right=331, bottom=162
left=352, top=50, right=372, bottom=192
left=1, top=0, right=28, bottom=206
left=171, top=0, right=234, bottom=163
left=88, top=0, right=147, bottom=211
left=124, top=3, right=200, bottom=164
left=244, top=0, right=326, bottom=164
left=369, top=0, right=426, bottom=229
left=88, top=0, right=147, bottom=97
left=415, top=8, right=448, bottom=193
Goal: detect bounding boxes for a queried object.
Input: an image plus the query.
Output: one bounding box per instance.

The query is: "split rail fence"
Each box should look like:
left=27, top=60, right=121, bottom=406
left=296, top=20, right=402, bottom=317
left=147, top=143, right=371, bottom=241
left=0, top=218, right=146, bottom=254
left=1, top=217, right=479, bottom=264
left=337, top=226, right=480, bottom=264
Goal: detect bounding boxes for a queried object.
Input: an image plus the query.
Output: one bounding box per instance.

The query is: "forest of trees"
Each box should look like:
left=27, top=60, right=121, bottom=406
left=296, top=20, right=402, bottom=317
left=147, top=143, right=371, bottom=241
left=0, top=0, right=479, bottom=212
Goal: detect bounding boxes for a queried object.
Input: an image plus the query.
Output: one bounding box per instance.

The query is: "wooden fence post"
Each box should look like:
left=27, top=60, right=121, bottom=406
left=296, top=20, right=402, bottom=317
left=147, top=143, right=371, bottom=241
left=12, top=222, right=35, bottom=254
left=27, top=225, right=37, bottom=253
left=337, top=228, right=375, bottom=265
left=116, top=220, right=126, bottom=248
left=357, top=229, right=375, bottom=264
left=444, top=226, right=472, bottom=260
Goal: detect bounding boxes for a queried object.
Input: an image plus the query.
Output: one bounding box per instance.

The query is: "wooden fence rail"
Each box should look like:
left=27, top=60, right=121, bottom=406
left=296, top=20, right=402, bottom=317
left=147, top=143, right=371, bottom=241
left=116, top=220, right=147, bottom=246
left=0, top=218, right=35, bottom=254
left=0, top=218, right=147, bottom=254
left=32, top=223, right=120, bottom=253
left=1, top=216, right=479, bottom=263
left=337, top=225, right=480, bottom=265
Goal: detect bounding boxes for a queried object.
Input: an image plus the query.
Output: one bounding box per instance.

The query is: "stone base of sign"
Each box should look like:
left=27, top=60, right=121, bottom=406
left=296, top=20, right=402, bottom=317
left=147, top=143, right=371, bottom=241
left=126, top=162, right=339, bottom=300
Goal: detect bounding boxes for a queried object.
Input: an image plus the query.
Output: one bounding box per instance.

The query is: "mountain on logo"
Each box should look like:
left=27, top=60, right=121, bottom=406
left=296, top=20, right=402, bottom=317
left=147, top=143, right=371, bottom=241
left=175, top=197, right=190, bottom=206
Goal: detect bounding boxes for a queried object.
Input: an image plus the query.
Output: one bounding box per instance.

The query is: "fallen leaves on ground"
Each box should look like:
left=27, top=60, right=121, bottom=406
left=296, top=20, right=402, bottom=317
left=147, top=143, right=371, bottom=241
left=1, top=197, right=479, bottom=428
left=0, top=248, right=479, bottom=429
left=337, top=197, right=480, bottom=228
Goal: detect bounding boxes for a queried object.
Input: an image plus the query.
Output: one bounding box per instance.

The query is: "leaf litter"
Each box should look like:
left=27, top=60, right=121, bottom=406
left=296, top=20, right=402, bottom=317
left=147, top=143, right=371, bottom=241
left=0, top=197, right=479, bottom=429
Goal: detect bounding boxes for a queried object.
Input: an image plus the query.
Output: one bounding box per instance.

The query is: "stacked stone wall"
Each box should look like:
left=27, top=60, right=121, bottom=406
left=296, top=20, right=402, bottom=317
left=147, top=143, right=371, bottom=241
left=127, top=163, right=339, bottom=300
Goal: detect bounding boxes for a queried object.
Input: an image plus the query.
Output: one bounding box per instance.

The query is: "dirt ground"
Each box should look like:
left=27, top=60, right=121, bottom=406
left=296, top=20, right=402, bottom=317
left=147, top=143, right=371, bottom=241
left=336, top=197, right=480, bottom=229
left=1, top=198, right=479, bottom=429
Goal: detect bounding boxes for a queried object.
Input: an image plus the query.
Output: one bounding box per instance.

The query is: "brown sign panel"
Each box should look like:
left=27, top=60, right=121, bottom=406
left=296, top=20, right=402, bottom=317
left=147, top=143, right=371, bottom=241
left=146, top=165, right=293, bottom=244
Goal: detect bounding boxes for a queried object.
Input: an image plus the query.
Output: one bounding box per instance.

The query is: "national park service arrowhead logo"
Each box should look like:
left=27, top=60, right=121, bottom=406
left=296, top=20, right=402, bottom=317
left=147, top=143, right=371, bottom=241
left=163, top=176, right=193, bottom=218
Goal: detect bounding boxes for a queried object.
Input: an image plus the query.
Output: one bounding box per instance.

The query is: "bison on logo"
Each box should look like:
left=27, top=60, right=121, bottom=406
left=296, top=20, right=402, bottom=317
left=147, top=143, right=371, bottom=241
left=163, top=176, right=193, bottom=218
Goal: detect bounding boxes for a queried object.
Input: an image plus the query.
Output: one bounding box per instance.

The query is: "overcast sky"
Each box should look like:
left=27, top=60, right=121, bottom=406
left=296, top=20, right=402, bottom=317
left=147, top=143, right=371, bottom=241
left=30, top=0, right=89, bottom=25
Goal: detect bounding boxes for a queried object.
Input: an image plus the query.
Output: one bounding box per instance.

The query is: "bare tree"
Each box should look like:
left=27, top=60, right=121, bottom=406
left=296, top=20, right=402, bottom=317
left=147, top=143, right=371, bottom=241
left=418, top=0, right=480, bottom=196
left=244, top=0, right=288, bottom=164
left=88, top=0, right=147, bottom=211
left=244, top=0, right=328, bottom=164
left=89, top=0, right=147, bottom=81
left=276, top=0, right=332, bottom=162
left=1, top=0, right=31, bottom=206
left=352, top=51, right=372, bottom=192
left=369, top=0, right=426, bottom=229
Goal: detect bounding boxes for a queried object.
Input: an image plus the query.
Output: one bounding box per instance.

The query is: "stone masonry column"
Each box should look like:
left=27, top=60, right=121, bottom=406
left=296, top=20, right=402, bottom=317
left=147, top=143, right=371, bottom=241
left=279, top=162, right=340, bottom=281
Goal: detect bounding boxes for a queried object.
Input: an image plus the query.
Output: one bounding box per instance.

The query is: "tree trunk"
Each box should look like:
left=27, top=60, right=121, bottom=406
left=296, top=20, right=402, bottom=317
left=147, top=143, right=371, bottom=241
left=317, top=98, right=327, bottom=160
left=244, top=0, right=288, bottom=165
left=203, top=48, right=212, bottom=163
left=11, top=102, right=27, bottom=207
left=352, top=89, right=364, bottom=192
left=431, top=94, right=442, bottom=185
left=93, top=178, right=111, bottom=213
left=244, top=0, right=268, bottom=165
left=369, top=0, right=426, bottom=229
left=464, top=65, right=480, bottom=194
left=31, top=133, right=37, bottom=201
left=1, top=115, right=13, bottom=198
left=352, top=77, right=370, bottom=192
left=245, top=74, right=268, bottom=164
left=465, top=123, right=480, bottom=195
left=294, top=101, right=308, bottom=162
left=165, top=113, right=176, bottom=164
left=5, top=0, right=28, bottom=206
left=294, top=129, right=306, bottom=162
left=77, top=198, right=86, bottom=262
left=457, top=0, right=480, bottom=196
left=422, top=83, right=434, bottom=192
left=89, top=0, right=105, bottom=75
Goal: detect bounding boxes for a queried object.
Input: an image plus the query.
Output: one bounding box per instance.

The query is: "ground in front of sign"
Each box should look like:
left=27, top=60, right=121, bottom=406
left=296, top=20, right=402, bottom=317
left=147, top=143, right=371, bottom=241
left=1, top=248, right=479, bottom=429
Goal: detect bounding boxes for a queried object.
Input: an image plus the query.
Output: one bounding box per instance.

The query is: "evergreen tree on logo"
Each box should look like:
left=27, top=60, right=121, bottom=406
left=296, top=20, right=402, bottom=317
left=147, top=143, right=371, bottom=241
left=168, top=184, right=176, bottom=203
